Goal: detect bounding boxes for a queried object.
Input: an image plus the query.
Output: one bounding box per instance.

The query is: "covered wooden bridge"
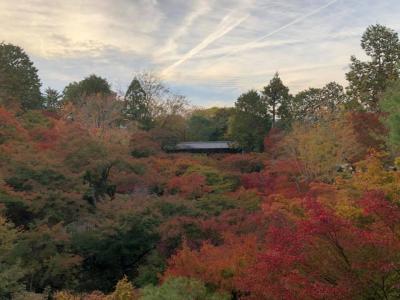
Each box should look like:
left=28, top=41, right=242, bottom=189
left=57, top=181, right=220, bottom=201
left=167, top=141, right=240, bottom=153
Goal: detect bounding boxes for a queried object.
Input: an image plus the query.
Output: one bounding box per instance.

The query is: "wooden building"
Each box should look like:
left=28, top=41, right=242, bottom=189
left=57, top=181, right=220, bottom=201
left=168, top=141, right=239, bottom=153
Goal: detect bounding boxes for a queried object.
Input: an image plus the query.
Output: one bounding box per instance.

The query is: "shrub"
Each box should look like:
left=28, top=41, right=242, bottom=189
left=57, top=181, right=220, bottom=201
left=107, top=276, right=138, bottom=300
left=140, top=277, right=229, bottom=300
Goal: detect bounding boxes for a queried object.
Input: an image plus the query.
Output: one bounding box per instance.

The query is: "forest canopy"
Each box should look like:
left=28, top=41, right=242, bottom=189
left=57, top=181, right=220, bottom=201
left=0, top=24, right=400, bottom=300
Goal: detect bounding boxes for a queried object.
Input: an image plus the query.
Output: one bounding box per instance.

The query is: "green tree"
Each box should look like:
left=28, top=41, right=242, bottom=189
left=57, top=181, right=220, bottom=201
left=320, top=81, right=347, bottom=111
left=43, top=88, right=61, bottom=111
left=346, top=24, right=400, bottom=111
left=291, top=82, right=347, bottom=123
left=0, top=216, right=25, bottom=298
left=0, top=43, right=42, bottom=110
left=155, top=94, right=188, bottom=141
left=211, top=107, right=234, bottom=140
left=124, top=78, right=152, bottom=129
left=380, top=80, right=400, bottom=151
left=262, top=72, right=291, bottom=127
left=124, top=72, right=187, bottom=132
left=291, top=88, right=319, bottom=122
left=186, top=114, right=213, bottom=141
left=83, top=163, right=116, bottom=206
left=15, top=224, right=81, bottom=294
left=72, top=214, right=159, bottom=292
left=63, top=74, right=112, bottom=105
left=229, top=90, right=271, bottom=151
left=134, top=72, right=168, bottom=129
left=186, top=107, right=234, bottom=141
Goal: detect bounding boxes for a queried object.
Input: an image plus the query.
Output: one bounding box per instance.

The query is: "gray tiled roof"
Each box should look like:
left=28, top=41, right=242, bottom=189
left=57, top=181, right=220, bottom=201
left=174, top=141, right=233, bottom=150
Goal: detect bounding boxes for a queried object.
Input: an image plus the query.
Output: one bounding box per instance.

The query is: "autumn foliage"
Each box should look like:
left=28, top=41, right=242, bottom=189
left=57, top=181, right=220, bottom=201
left=1, top=101, right=400, bottom=300
left=165, top=234, right=259, bottom=293
left=4, top=24, right=400, bottom=299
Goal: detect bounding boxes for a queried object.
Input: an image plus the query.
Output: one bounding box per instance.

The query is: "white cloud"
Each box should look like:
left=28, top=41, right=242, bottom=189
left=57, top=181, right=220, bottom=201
left=161, top=9, right=251, bottom=76
left=156, top=1, right=211, bottom=58
left=0, top=0, right=162, bottom=58
left=218, top=0, right=340, bottom=59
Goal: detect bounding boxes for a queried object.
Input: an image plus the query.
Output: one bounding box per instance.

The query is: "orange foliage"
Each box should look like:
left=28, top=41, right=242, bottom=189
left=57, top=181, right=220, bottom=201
left=164, top=233, right=259, bottom=293
left=0, top=107, right=28, bottom=144
left=167, top=173, right=210, bottom=198
left=220, top=153, right=265, bottom=174
left=263, top=127, right=285, bottom=157
left=348, top=112, right=387, bottom=158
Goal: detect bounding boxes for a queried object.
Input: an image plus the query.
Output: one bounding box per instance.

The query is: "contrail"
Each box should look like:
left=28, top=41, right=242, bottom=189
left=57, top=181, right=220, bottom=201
left=222, top=0, right=339, bottom=58
left=157, top=1, right=210, bottom=57
left=161, top=11, right=249, bottom=76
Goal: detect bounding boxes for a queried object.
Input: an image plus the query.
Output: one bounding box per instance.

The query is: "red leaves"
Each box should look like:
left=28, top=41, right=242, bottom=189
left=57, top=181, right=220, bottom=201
left=167, top=173, right=210, bottom=198
left=0, top=107, right=28, bottom=144
left=301, top=198, right=348, bottom=236
left=264, top=127, right=285, bottom=156
left=360, top=190, right=400, bottom=230
left=129, top=131, right=161, bottom=158
left=164, top=233, right=259, bottom=293
left=32, top=127, right=59, bottom=150
left=241, top=167, right=300, bottom=198
left=239, top=200, right=353, bottom=299
left=2, top=106, right=400, bottom=298
left=221, top=153, right=264, bottom=173
left=219, top=190, right=400, bottom=299
left=237, top=223, right=351, bottom=300
left=348, top=112, right=387, bottom=156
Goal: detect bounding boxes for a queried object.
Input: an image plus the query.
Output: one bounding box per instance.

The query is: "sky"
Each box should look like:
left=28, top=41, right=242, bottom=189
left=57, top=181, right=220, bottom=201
left=1, top=0, right=400, bottom=107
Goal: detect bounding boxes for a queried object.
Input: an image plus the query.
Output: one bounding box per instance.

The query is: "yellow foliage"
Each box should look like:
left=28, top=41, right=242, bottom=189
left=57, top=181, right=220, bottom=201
left=348, top=152, right=400, bottom=201
left=106, top=276, right=138, bottom=300
left=53, top=277, right=137, bottom=300
left=54, top=291, right=81, bottom=300
left=395, top=157, right=400, bottom=168
left=13, top=292, right=47, bottom=300
left=282, top=113, right=363, bottom=182
left=309, top=183, right=363, bottom=221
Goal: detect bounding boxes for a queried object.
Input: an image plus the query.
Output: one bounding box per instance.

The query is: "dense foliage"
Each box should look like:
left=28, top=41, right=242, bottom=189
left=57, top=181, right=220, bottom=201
left=1, top=24, right=400, bottom=300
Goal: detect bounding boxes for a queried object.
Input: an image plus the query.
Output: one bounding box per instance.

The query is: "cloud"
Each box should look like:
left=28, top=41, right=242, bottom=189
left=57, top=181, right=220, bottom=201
left=219, top=0, right=340, bottom=58
left=2, top=0, right=400, bottom=106
left=161, top=9, right=251, bottom=76
left=156, top=1, right=211, bottom=57
left=0, top=0, right=162, bottom=58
